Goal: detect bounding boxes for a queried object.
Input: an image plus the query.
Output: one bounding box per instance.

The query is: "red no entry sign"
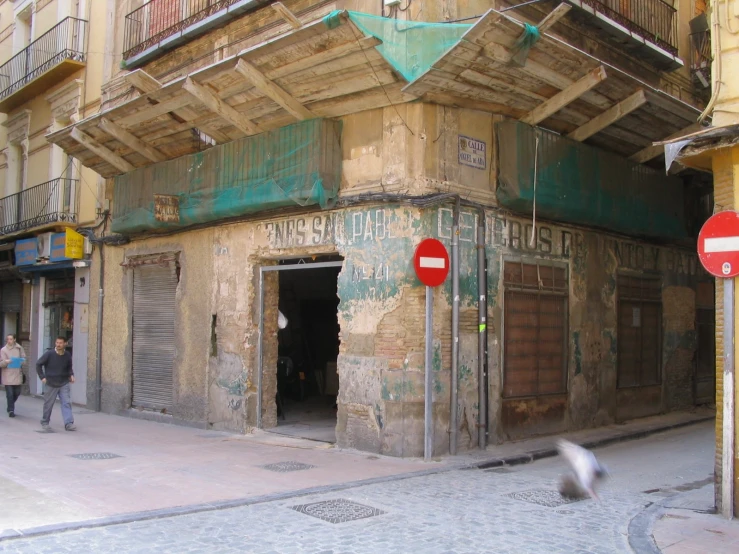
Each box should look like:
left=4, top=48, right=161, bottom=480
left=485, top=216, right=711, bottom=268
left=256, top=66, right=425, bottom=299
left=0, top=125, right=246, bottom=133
left=698, top=210, right=739, bottom=278
left=414, top=238, right=450, bottom=287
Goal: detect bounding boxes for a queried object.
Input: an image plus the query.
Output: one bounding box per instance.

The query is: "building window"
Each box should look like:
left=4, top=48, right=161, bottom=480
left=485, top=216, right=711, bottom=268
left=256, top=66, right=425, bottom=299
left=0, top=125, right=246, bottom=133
left=503, top=261, right=568, bottom=398
left=617, top=274, right=662, bottom=388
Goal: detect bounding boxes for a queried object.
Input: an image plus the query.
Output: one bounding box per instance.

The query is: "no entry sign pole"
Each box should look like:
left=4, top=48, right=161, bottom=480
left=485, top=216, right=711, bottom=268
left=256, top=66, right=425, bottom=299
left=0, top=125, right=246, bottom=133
left=698, top=210, right=737, bottom=519
left=414, top=239, right=450, bottom=462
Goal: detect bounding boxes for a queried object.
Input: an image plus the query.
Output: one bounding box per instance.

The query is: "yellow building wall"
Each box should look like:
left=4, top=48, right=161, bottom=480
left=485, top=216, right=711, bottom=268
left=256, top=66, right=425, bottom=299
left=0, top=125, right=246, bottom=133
left=712, top=146, right=739, bottom=515
left=713, top=3, right=739, bottom=127
left=34, top=0, right=59, bottom=38
left=0, top=0, right=13, bottom=67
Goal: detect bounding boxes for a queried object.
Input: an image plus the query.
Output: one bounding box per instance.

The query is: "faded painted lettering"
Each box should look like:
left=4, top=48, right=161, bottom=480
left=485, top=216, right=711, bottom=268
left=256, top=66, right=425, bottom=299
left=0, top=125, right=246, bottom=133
left=262, top=213, right=338, bottom=249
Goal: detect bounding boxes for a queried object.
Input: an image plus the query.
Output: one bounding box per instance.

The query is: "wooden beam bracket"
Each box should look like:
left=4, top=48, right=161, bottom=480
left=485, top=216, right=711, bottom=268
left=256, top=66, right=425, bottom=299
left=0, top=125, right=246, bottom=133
left=70, top=128, right=135, bottom=173
left=99, top=117, right=166, bottom=163
left=271, top=2, right=302, bottom=29
left=182, top=77, right=262, bottom=135
left=234, top=58, right=316, bottom=121
left=520, top=65, right=607, bottom=126
left=567, top=89, right=646, bottom=142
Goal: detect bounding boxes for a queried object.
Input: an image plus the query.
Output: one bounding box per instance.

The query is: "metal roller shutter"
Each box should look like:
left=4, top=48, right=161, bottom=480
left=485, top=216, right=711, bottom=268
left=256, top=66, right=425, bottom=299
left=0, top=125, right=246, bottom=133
left=132, top=263, right=177, bottom=409
left=0, top=281, right=22, bottom=312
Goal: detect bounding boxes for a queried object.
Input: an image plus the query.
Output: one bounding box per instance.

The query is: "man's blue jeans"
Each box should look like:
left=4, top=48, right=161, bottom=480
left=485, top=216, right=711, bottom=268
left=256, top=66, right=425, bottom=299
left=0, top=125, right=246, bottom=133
left=41, top=382, right=74, bottom=426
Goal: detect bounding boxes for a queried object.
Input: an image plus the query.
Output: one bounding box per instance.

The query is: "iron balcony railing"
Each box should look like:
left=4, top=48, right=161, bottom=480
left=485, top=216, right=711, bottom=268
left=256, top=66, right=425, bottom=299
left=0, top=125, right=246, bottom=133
left=0, top=18, right=87, bottom=102
left=579, top=0, right=678, bottom=54
left=123, top=0, right=244, bottom=60
left=689, top=30, right=711, bottom=81
left=0, top=179, right=79, bottom=236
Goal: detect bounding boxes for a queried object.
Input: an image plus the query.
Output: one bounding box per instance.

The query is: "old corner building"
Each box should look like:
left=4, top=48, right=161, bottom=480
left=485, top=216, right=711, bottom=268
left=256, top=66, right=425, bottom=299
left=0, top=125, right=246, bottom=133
left=45, top=0, right=716, bottom=457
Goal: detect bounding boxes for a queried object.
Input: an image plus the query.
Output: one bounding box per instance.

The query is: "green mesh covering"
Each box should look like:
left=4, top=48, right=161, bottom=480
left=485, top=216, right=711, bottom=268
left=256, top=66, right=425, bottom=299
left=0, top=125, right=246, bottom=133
left=112, top=119, right=342, bottom=235
left=324, top=10, right=472, bottom=82
left=509, top=23, right=540, bottom=67
left=496, top=120, right=688, bottom=241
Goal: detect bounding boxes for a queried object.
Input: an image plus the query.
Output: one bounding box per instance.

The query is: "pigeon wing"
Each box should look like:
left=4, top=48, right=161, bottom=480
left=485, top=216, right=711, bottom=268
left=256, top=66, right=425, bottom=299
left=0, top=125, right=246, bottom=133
left=556, top=439, right=597, bottom=490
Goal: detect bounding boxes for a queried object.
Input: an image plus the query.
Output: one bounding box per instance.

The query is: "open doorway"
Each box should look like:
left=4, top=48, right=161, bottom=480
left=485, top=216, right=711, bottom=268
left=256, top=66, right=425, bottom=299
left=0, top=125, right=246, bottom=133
left=267, top=257, right=341, bottom=443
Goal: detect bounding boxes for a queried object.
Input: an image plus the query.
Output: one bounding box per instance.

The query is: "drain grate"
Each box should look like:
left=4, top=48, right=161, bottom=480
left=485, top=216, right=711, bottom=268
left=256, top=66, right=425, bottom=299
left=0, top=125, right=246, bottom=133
left=69, top=453, right=123, bottom=460
left=261, top=461, right=315, bottom=472
left=291, top=499, right=385, bottom=523
left=505, top=489, right=584, bottom=508
left=486, top=467, right=513, bottom=474
left=73, top=409, right=96, bottom=415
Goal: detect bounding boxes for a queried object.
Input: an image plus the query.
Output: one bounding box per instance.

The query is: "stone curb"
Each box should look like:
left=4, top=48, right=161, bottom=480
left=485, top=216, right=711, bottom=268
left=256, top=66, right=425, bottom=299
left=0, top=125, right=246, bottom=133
left=0, top=414, right=713, bottom=543
left=627, top=501, right=664, bottom=554
left=471, top=415, right=715, bottom=470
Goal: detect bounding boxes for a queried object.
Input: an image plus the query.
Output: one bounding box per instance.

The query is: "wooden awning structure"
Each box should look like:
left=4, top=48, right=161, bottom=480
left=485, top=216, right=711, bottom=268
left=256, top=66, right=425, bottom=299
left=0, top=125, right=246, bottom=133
left=46, top=7, right=703, bottom=179
left=404, top=9, right=703, bottom=162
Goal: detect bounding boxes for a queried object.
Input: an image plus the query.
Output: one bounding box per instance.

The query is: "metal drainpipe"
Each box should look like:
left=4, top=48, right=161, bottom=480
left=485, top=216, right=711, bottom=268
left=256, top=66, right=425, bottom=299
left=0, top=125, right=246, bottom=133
left=450, top=198, right=460, bottom=455
left=95, top=241, right=105, bottom=412
left=477, top=212, right=488, bottom=449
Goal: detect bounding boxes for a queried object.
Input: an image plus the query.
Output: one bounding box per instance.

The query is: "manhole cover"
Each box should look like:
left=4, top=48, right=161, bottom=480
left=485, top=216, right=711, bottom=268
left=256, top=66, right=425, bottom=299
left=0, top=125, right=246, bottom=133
left=291, top=499, right=385, bottom=523
left=69, top=453, right=123, bottom=460
left=261, top=461, right=315, bottom=472
left=505, top=489, right=584, bottom=508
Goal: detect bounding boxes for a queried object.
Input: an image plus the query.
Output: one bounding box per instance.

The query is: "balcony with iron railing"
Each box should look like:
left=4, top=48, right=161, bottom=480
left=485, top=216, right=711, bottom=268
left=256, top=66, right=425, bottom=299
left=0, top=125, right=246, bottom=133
left=689, top=29, right=711, bottom=89
left=123, top=0, right=266, bottom=67
left=0, top=179, right=79, bottom=237
left=0, top=17, right=88, bottom=113
left=565, top=0, right=681, bottom=70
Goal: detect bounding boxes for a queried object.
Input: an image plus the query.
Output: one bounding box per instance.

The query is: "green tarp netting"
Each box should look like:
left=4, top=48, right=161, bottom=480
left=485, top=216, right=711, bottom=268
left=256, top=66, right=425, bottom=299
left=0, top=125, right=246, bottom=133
left=325, top=10, right=472, bottom=82
left=112, top=119, right=342, bottom=235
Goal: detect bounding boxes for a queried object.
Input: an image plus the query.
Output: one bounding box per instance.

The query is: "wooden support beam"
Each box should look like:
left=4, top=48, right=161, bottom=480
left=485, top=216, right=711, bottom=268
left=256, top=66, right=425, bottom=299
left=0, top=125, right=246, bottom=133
left=234, top=59, right=316, bottom=120
left=116, top=92, right=194, bottom=128
left=567, top=89, right=646, bottom=142
left=125, top=69, right=163, bottom=94
left=70, top=128, right=135, bottom=173
left=182, top=77, right=263, bottom=135
left=629, top=124, right=702, bottom=164
left=271, top=2, right=302, bottom=29
left=520, top=65, right=607, bottom=125
left=98, top=117, right=166, bottom=163
left=537, top=3, right=571, bottom=34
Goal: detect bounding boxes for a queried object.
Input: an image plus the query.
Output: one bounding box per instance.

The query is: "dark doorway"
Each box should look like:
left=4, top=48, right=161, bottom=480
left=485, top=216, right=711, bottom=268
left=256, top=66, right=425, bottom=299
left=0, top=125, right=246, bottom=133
left=272, top=259, right=341, bottom=442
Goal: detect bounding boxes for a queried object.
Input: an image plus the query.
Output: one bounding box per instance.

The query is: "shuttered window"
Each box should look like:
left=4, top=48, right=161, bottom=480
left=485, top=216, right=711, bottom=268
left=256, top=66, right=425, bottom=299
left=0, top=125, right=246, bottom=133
left=503, top=261, right=568, bottom=398
left=0, top=281, right=22, bottom=312
left=617, top=275, right=661, bottom=388
left=132, top=261, right=178, bottom=409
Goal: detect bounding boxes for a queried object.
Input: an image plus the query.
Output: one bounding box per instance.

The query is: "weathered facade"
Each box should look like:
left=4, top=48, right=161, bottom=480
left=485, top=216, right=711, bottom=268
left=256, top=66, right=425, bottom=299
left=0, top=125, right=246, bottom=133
left=0, top=0, right=108, bottom=405
left=47, top=0, right=714, bottom=457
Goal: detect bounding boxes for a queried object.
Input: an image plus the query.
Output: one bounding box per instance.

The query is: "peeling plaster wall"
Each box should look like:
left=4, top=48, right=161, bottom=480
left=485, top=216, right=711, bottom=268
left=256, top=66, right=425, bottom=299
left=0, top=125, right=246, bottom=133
left=89, top=102, right=710, bottom=456
left=433, top=206, right=708, bottom=444
left=88, top=231, right=215, bottom=423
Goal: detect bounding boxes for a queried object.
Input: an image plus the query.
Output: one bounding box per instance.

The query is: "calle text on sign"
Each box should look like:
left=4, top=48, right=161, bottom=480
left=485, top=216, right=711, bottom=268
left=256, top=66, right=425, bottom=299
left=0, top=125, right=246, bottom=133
left=154, top=194, right=180, bottom=223
left=458, top=135, right=486, bottom=170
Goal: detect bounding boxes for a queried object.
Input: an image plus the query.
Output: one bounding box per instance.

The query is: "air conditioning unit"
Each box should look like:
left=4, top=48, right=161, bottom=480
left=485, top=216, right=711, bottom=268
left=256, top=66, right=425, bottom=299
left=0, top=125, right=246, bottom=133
left=36, top=232, right=54, bottom=259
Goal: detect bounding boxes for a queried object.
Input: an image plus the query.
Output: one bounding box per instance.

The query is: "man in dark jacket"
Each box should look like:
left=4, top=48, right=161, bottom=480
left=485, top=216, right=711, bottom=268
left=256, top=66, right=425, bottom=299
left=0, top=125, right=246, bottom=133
left=36, top=336, right=75, bottom=431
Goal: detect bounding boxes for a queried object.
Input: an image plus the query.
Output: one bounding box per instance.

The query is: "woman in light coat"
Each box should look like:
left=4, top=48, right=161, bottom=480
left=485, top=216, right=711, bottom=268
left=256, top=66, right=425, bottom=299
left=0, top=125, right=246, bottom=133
left=1, top=334, right=26, bottom=417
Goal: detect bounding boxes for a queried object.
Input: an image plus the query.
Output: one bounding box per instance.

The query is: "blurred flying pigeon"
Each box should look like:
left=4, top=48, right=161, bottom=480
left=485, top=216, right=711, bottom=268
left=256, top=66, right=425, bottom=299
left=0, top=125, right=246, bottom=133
left=556, top=439, right=608, bottom=501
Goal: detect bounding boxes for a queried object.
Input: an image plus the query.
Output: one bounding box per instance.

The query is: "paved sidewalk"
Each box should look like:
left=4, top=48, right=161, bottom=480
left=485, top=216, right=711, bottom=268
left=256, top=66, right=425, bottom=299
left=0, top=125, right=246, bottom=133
left=650, top=484, right=739, bottom=553
left=0, top=393, right=714, bottom=539
left=0, top=421, right=717, bottom=553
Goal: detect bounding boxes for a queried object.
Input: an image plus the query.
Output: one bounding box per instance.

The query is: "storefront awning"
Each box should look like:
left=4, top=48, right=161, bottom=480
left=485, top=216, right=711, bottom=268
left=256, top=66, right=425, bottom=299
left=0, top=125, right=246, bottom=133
left=46, top=8, right=704, bottom=178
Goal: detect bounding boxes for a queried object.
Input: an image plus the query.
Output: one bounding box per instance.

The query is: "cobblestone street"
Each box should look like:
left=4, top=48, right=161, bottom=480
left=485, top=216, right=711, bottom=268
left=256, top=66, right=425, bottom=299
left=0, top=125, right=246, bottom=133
left=0, top=422, right=717, bottom=554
